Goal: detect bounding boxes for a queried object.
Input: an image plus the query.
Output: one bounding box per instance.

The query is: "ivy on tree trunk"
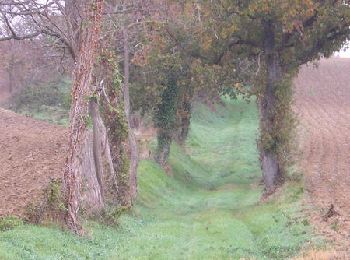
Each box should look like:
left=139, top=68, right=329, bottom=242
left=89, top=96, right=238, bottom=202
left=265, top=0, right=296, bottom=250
left=98, top=49, right=134, bottom=207
left=64, top=0, right=104, bottom=235
left=154, top=71, right=179, bottom=167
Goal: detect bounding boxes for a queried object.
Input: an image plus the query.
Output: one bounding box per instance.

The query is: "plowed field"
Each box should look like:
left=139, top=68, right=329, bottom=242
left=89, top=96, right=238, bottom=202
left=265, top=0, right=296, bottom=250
left=295, top=58, right=350, bottom=250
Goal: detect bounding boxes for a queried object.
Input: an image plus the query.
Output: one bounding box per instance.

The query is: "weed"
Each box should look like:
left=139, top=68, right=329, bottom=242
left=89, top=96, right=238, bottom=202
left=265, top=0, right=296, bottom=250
left=96, top=206, right=130, bottom=227
left=26, top=179, right=66, bottom=224
left=0, top=216, right=23, bottom=232
left=330, top=220, right=340, bottom=232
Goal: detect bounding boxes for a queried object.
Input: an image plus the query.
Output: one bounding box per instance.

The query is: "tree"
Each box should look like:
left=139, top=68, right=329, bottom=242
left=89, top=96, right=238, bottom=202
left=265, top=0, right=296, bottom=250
left=153, top=55, right=187, bottom=166
left=129, top=1, right=252, bottom=166
left=64, top=0, right=104, bottom=234
left=0, top=0, right=142, bottom=229
left=175, top=79, right=194, bottom=144
left=93, top=47, right=134, bottom=208
left=132, top=24, right=195, bottom=166
left=101, top=0, right=159, bottom=202
left=191, top=0, right=350, bottom=193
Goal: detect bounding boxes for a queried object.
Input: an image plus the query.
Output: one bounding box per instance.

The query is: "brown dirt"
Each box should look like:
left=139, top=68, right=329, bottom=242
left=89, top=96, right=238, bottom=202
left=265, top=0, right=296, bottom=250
left=0, top=108, right=67, bottom=217
left=294, top=58, right=350, bottom=251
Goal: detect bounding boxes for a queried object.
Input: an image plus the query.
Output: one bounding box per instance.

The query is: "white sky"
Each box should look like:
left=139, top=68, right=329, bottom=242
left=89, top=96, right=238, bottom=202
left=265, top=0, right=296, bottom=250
left=334, top=43, right=350, bottom=58
left=27, top=1, right=350, bottom=59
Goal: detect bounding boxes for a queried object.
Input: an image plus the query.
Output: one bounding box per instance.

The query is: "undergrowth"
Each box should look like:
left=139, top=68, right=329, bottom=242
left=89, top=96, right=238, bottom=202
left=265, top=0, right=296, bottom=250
left=0, top=97, right=320, bottom=259
left=9, top=78, right=71, bottom=126
left=0, top=217, right=23, bottom=232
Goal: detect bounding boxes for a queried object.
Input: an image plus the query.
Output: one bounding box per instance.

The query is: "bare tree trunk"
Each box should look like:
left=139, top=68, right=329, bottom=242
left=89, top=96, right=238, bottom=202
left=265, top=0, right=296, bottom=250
left=64, top=0, right=104, bottom=235
left=122, top=27, right=138, bottom=201
left=258, top=20, right=283, bottom=194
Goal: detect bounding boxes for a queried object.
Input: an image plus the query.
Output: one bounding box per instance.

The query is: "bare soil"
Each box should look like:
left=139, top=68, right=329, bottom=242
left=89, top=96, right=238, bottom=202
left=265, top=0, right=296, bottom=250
left=294, top=58, right=350, bottom=251
left=0, top=108, right=67, bottom=217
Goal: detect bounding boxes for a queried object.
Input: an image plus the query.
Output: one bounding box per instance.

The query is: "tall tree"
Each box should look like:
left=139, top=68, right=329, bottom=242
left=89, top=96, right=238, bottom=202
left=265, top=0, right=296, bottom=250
left=93, top=47, right=134, bottom=207
left=192, top=0, right=350, bottom=193
left=0, top=0, right=138, bottom=221
left=64, top=0, right=104, bottom=234
left=130, top=1, right=250, bottom=166
left=132, top=30, right=193, bottom=166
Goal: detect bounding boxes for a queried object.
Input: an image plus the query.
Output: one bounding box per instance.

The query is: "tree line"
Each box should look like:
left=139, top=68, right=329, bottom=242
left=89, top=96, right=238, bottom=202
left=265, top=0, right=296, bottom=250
left=1, top=0, right=349, bottom=234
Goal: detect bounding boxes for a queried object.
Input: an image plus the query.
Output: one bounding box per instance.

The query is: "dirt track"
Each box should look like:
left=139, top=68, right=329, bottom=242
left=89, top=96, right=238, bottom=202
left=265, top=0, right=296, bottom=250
left=294, top=58, right=350, bottom=250
left=0, top=109, right=66, bottom=217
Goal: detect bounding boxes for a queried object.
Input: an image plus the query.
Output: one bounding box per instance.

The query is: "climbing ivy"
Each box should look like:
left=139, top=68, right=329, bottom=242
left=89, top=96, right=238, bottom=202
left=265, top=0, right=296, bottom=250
left=98, top=49, right=131, bottom=207
left=154, top=68, right=180, bottom=165
left=257, top=69, right=297, bottom=178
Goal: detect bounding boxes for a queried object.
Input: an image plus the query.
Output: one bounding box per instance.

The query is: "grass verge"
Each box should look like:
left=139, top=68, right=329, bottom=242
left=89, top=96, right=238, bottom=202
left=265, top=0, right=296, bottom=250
left=0, top=97, right=320, bottom=259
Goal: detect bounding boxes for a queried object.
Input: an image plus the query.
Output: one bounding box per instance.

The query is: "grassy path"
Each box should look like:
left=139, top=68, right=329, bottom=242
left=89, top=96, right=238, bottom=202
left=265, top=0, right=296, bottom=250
left=0, top=99, right=315, bottom=259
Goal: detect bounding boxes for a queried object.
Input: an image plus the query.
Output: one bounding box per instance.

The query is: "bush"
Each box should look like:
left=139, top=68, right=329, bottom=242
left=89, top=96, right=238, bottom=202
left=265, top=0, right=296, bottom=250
left=12, top=78, right=71, bottom=111
left=94, top=206, right=130, bottom=227
left=26, top=179, right=66, bottom=224
left=0, top=216, right=23, bottom=231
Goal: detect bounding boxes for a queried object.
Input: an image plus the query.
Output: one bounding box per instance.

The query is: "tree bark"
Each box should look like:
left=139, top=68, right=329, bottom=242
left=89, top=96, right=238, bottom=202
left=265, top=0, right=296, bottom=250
left=122, top=27, right=138, bottom=201
left=89, top=98, right=105, bottom=199
left=258, top=20, right=284, bottom=194
left=65, top=0, right=84, bottom=61
left=64, top=0, right=104, bottom=235
left=96, top=49, right=133, bottom=208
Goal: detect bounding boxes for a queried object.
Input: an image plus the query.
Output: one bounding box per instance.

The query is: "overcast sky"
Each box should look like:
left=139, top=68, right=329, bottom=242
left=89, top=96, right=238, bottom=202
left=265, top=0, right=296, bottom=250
left=334, top=43, right=350, bottom=58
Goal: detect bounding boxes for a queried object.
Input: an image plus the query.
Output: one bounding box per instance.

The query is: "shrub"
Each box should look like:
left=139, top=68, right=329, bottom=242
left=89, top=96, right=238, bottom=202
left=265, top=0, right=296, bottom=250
left=0, top=216, right=23, bottom=231
left=95, top=206, right=130, bottom=227
left=12, top=78, right=71, bottom=111
left=26, top=179, right=66, bottom=224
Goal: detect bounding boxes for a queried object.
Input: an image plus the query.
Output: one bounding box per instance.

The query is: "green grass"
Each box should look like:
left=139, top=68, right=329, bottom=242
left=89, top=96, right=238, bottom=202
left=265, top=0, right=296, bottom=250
left=0, top=97, right=318, bottom=259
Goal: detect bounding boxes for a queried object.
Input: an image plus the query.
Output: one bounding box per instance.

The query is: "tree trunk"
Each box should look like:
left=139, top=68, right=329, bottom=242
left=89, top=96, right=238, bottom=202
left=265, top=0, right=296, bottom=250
left=175, top=86, right=193, bottom=144
left=89, top=98, right=105, bottom=200
left=258, top=20, right=284, bottom=194
left=123, top=27, right=138, bottom=201
left=156, top=130, right=172, bottom=167
left=64, top=0, right=104, bottom=235
left=65, top=0, right=83, bottom=61
left=96, top=49, right=133, bottom=208
left=154, top=73, right=179, bottom=167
